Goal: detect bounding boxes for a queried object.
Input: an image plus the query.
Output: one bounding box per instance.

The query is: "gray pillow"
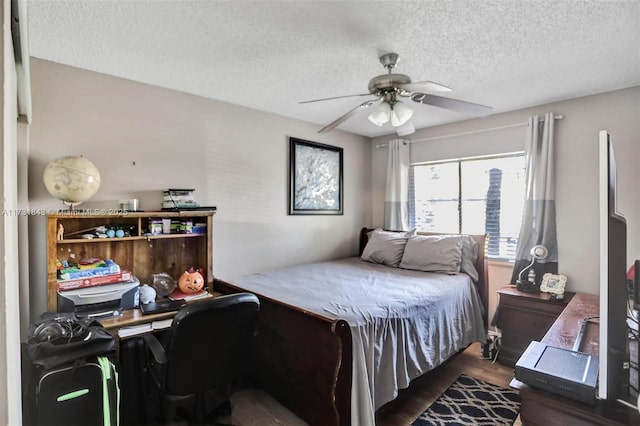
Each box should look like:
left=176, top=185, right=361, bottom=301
left=459, top=235, right=479, bottom=282
left=360, top=230, right=409, bottom=267
left=401, top=234, right=479, bottom=280
left=366, top=228, right=416, bottom=239
left=399, top=235, right=463, bottom=274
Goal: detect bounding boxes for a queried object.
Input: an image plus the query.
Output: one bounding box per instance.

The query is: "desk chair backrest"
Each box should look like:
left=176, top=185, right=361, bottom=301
left=162, top=293, right=260, bottom=396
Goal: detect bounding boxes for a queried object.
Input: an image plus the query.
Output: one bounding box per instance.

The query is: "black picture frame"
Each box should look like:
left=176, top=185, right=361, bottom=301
left=289, top=137, right=343, bottom=215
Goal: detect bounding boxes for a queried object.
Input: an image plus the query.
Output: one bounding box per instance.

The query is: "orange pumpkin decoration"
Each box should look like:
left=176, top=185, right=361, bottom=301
left=178, top=270, right=205, bottom=294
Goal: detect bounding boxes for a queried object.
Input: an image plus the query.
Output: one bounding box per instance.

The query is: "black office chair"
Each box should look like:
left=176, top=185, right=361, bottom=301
left=142, top=292, right=260, bottom=425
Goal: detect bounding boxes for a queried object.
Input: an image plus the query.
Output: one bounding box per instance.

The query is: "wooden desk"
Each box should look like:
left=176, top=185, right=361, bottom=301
left=512, top=293, right=640, bottom=425
left=99, top=291, right=222, bottom=344
left=99, top=306, right=179, bottom=334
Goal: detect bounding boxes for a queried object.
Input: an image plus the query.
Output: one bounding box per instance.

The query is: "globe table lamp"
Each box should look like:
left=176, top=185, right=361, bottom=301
left=43, top=156, right=101, bottom=210
left=516, top=244, right=549, bottom=293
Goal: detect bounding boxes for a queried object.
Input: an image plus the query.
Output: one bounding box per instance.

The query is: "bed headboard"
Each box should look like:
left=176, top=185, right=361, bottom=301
left=358, top=227, right=489, bottom=330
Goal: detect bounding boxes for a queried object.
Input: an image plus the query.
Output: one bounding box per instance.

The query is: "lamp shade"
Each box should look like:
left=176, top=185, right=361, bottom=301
left=530, top=245, right=549, bottom=260
left=516, top=244, right=549, bottom=293
left=367, top=102, right=391, bottom=126
left=390, top=101, right=414, bottom=127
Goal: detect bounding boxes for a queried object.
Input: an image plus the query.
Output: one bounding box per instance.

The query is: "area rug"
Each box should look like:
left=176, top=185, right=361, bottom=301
left=412, top=374, right=520, bottom=425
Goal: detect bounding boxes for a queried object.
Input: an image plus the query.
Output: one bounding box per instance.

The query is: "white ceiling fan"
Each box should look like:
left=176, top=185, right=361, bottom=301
left=300, top=53, right=493, bottom=135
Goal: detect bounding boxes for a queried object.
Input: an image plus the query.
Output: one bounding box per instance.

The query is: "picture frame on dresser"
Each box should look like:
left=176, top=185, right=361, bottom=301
left=289, top=137, right=343, bottom=215
left=540, top=273, right=567, bottom=299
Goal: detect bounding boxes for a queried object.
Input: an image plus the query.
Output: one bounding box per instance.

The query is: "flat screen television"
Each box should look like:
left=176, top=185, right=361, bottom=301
left=598, top=130, right=629, bottom=402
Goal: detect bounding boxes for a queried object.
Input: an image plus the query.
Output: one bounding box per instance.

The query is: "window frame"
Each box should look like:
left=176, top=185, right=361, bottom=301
left=409, top=151, right=525, bottom=261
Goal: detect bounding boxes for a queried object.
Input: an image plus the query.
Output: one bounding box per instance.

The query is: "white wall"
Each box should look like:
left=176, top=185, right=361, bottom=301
left=18, top=120, right=30, bottom=335
left=26, top=59, right=640, bottom=308
left=372, top=87, right=640, bottom=295
left=28, top=58, right=372, bottom=313
left=0, top=4, right=8, bottom=421
left=2, top=1, right=24, bottom=422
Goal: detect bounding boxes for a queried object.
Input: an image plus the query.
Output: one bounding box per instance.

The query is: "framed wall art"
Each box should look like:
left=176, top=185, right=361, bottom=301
left=289, top=137, right=343, bottom=215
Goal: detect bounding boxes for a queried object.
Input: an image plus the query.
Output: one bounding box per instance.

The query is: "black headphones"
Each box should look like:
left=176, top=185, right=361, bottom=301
left=31, top=318, right=88, bottom=345
left=32, top=321, right=67, bottom=343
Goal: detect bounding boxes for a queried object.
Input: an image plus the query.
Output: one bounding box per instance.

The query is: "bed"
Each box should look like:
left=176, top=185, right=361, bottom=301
left=214, top=228, right=488, bottom=426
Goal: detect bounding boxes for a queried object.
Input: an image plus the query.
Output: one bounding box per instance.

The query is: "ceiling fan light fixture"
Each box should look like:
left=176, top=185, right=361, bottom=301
left=396, top=120, right=415, bottom=136
left=305, top=53, right=492, bottom=134
left=390, top=101, right=413, bottom=127
left=367, top=102, right=391, bottom=126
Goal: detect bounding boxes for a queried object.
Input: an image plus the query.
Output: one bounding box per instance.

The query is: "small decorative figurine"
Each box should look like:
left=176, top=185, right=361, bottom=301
left=178, top=270, right=205, bottom=294
left=56, top=223, right=64, bottom=241
left=138, top=284, right=157, bottom=304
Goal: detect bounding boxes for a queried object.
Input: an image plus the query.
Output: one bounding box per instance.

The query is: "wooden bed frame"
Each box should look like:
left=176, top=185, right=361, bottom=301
left=214, top=229, right=488, bottom=426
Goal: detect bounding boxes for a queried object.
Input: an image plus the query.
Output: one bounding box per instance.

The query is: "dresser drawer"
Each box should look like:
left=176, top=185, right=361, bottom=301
left=503, top=327, right=543, bottom=352
left=499, top=294, right=567, bottom=316
left=500, top=307, right=558, bottom=337
left=496, top=286, right=573, bottom=367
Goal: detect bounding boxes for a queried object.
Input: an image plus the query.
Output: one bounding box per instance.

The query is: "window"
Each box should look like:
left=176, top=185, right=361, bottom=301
left=409, top=154, right=526, bottom=260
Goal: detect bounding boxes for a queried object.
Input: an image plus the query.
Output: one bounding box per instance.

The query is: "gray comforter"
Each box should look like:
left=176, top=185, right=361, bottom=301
left=236, top=257, right=486, bottom=425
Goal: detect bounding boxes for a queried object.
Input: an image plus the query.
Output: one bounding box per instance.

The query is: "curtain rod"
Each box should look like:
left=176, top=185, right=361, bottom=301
left=375, top=114, right=564, bottom=149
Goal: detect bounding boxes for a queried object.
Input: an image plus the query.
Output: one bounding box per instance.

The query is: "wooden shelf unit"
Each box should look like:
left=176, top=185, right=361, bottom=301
left=46, top=211, right=215, bottom=311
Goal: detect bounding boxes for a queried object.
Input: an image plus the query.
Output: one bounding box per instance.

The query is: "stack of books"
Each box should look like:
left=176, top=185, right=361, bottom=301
left=168, top=288, right=210, bottom=302
left=162, top=189, right=199, bottom=209
left=58, top=259, right=121, bottom=281
left=57, top=270, right=133, bottom=291
left=118, top=318, right=173, bottom=338
left=57, top=258, right=135, bottom=291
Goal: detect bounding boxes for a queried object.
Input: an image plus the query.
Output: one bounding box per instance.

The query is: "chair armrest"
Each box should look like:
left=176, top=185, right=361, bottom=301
left=142, top=333, right=167, bottom=364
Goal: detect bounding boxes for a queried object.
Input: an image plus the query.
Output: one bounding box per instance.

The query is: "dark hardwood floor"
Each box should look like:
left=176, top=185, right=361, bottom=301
left=376, top=342, right=519, bottom=426
left=225, top=342, right=520, bottom=426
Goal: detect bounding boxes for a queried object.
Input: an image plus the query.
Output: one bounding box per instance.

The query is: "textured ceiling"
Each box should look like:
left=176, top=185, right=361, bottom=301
left=27, top=0, right=640, bottom=137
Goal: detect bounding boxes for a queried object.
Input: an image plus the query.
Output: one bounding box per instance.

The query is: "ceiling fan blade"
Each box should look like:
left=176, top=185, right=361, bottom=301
left=410, top=93, right=492, bottom=116
left=399, top=81, right=452, bottom=93
left=318, top=97, right=382, bottom=133
left=299, top=93, right=372, bottom=104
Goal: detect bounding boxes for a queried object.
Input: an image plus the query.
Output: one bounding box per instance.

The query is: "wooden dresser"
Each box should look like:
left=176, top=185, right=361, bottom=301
left=511, top=293, right=640, bottom=425
left=496, top=285, right=575, bottom=367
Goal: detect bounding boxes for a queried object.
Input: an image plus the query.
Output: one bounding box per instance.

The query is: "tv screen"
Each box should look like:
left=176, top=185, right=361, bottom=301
left=598, top=130, right=629, bottom=401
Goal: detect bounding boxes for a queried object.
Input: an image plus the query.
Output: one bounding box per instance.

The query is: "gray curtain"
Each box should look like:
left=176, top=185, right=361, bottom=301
left=384, top=139, right=410, bottom=231
left=511, top=113, right=558, bottom=285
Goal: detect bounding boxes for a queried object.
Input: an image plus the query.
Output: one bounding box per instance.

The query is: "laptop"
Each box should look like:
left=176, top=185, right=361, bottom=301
left=139, top=299, right=187, bottom=315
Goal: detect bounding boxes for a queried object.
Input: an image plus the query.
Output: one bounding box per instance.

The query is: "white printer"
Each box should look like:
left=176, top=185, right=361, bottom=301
left=57, top=277, right=140, bottom=318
